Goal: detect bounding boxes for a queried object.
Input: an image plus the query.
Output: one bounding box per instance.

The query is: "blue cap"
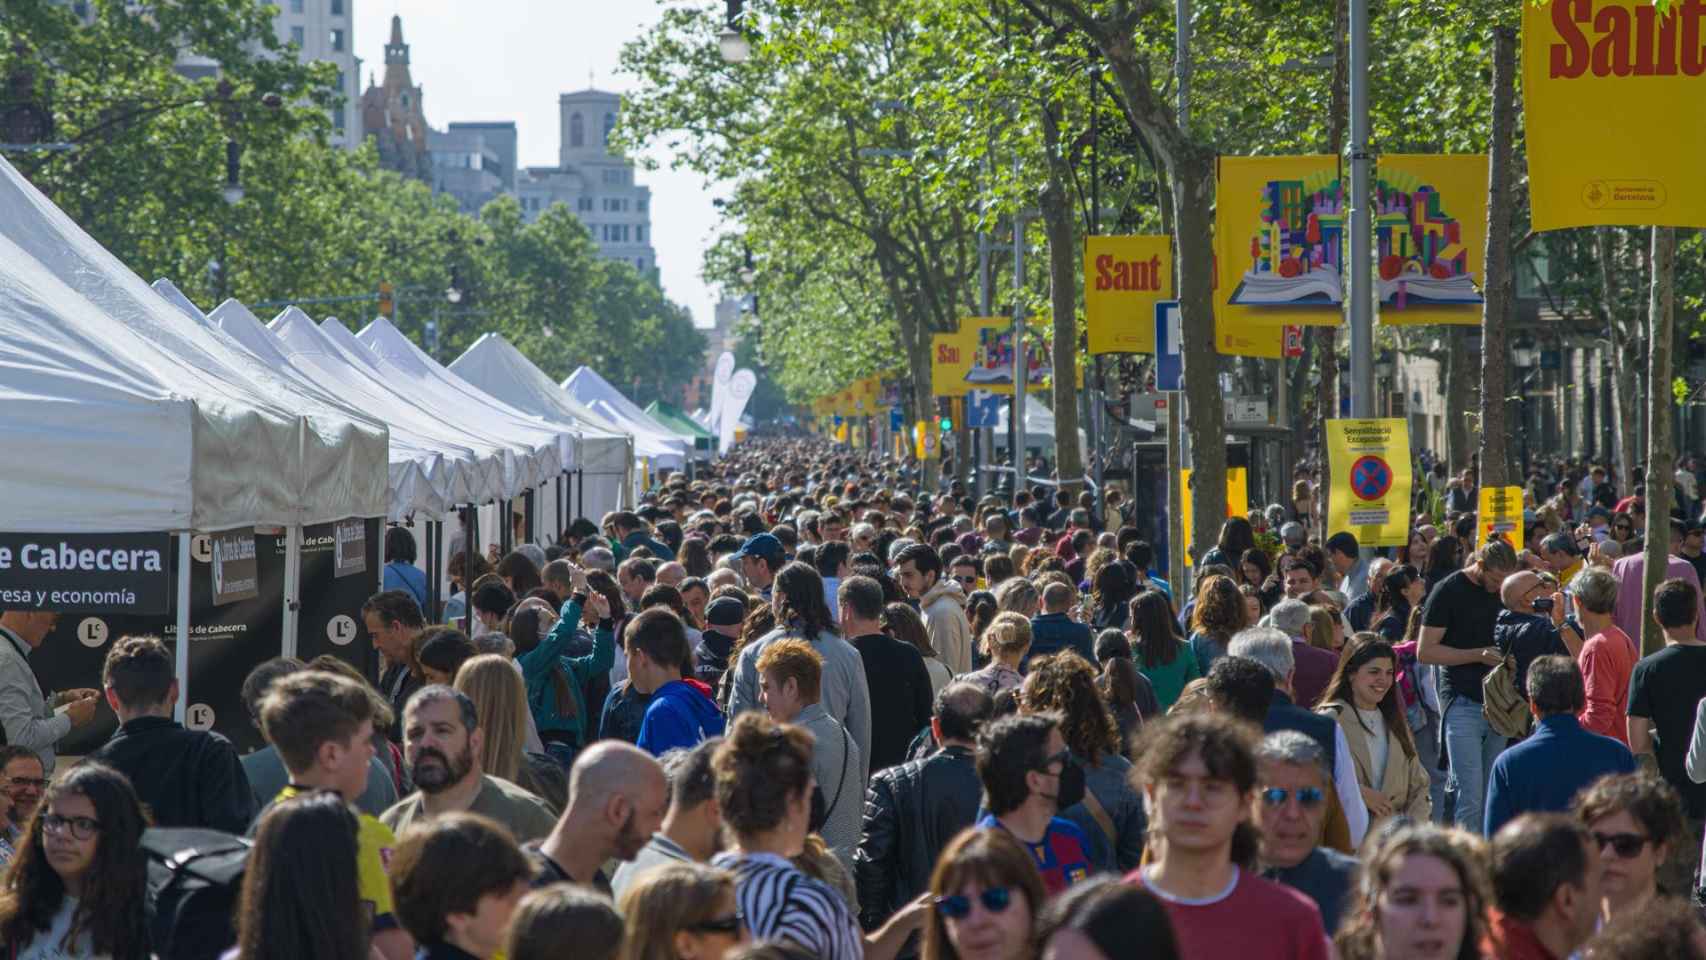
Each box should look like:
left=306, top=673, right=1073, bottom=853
left=732, top=533, right=785, bottom=565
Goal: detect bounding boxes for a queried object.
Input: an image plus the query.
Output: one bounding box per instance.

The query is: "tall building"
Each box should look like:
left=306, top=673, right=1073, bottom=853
left=430, top=121, right=516, bottom=214
left=358, top=16, right=431, bottom=181
left=515, top=89, right=657, bottom=276
left=269, top=0, right=360, bottom=147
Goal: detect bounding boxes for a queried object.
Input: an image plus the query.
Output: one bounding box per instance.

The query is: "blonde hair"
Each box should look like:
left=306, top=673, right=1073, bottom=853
left=453, top=654, right=529, bottom=783
left=1306, top=605, right=1339, bottom=652
left=994, top=577, right=1038, bottom=617
left=984, top=611, right=1033, bottom=661
left=617, top=863, right=736, bottom=960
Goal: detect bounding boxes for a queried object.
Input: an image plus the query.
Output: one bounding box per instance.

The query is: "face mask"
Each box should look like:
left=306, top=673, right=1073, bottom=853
left=1046, top=756, right=1087, bottom=811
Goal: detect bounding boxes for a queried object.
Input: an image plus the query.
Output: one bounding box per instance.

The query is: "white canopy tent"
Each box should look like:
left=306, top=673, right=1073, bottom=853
left=449, top=333, right=636, bottom=520
left=561, top=366, right=692, bottom=471
left=991, top=400, right=1088, bottom=452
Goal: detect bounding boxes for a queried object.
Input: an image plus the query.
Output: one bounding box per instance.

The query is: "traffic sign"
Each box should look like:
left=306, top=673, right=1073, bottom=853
left=1349, top=455, right=1394, bottom=501
left=1154, top=300, right=1181, bottom=391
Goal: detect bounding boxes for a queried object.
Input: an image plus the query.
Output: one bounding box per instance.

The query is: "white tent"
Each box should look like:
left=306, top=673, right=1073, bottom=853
left=992, top=401, right=1088, bottom=452
left=449, top=333, right=637, bottom=519
left=355, top=318, right=574, bottom=485
left=269, top=307, right=508, bottom=509
left=0, top=156, right=387, bottom=533
left=561, top=366, right=692, bottom=471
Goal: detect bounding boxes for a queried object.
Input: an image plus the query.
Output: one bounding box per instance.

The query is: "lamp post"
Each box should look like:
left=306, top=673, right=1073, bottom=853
left=718, top=0, right=751, bottom=64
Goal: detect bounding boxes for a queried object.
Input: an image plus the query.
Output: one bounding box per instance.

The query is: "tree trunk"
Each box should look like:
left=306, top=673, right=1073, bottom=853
left=1599, top=228, right=1637, bottom=495
left=1040, top=105, right=1085, bottom=498
left=1639, top=226, right=1677, bottom=655
left=1175, top=146, right=1228, bottom=563
left=1478, top=26, right=1517, bottom=490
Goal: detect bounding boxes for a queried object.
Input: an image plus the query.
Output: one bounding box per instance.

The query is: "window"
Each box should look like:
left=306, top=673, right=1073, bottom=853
left=290, top=25, right=304, bottom=45
left=330, top=0, right=343, bottom=13
left=637, top=226, right=647, bottom=243
left=637, top=198, right=648, bottom=213
left=577, top=197, right=593, bottom=212
left=333, top=107, right=345, bottom=131
left=570, top=113, right=584, bottom=148
left=290, top=0, right=303, bottom=11
left=336, top=69, right=345, bottom=92
left=330, top=28, right=345, bottom=51
left=637, top=258, right=646, bottom=270
left=603, top=112, right=616, bottom=144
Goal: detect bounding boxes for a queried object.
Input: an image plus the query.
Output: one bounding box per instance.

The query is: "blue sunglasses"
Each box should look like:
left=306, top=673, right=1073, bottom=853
left=935, top=887, right=1012, bottom=919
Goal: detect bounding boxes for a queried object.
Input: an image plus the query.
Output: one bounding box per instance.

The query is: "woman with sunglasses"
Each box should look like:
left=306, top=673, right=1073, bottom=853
left=0, top=762, right=149, bottom=959
left=923, top=828, right=1046, bottom=960
left=1335, top=824, right=1491, bottom=960
left=1609, top=511, right=1637, bottom=544
left=619, top=862, right=748, bottom=960
left=1571, top=773, right=1684, bottom=924
left=1316, top=636, right=1432, bottom=828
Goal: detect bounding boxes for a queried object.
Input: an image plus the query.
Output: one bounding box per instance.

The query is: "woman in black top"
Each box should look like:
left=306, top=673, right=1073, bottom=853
left=1372, top=564, right=1425, bottom=643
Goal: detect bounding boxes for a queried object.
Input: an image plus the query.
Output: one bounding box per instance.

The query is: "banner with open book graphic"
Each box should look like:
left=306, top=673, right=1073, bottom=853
left=1215, top=154, right=1488, bottom=331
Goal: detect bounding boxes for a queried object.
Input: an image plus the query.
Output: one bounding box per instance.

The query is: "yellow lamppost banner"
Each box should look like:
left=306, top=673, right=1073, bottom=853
left=1084, top=235, right=1173, bottom=354
left=930, top=318, right=1008, bottom=397
left=1214, top=155, right=1345, bottom=336
left=1523, top=0, right=1706, bottom=231
left=1374, top=155, right=1488, bottom=327
left=1479, top=485, right=1525, bottom=550
left=1180, top=467, right=1250, bottom=566
left=1326, top=418, right=1413, bottom=547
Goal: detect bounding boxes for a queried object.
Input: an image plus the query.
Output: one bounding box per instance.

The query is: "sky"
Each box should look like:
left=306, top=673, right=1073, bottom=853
left=353, top=1, right=728, bottom=328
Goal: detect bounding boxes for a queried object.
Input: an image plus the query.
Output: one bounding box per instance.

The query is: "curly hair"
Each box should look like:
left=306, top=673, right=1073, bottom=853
left=1024, top=549, right=1065, bottom=577
left=0, top=762, right=150, bottom=959
left=1021, top=652, right=1119, bottom=764
left=1336, top=824, right=1491, bottom=960
left=713, top=712, right=815, bottom=838
left=1189, top=575, right=1248, bottom=642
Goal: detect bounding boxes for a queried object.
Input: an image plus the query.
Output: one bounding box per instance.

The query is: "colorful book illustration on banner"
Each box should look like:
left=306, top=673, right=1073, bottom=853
left=1228, top=168, right=1482, bottom=312
left=964, top=326, right=1051, bottom=386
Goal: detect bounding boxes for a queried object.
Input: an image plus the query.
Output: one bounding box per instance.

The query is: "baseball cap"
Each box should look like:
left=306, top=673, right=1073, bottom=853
left=731, top=533, right=785, bottom=566
left=705, top=597, right=747, bottom=629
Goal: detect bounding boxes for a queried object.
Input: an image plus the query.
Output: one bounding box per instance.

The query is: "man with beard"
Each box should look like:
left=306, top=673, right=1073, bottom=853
left=527, top=740, right=668, bottom=895
left=382, top=686, right=557, bottom=844
left=609, top=738, right=725, bottom=901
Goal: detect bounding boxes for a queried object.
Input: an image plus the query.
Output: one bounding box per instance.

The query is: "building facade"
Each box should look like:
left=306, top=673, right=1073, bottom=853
left=430, top=121, right=516, bottom=213
left=515, top=89, right=657, bottom=276
left=358, top=16, right=430, bottom=181
left=268, top=0, right=360, bottom=147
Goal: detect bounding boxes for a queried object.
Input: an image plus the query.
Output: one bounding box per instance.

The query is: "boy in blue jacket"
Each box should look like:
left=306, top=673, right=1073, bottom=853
left=629, top=607, right=725, bottom=756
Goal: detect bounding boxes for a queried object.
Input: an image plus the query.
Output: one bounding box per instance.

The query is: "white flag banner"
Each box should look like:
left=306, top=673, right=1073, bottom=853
left=708, top=352, right=735, bottom=445
left=721, top=369, right=757, bottom=452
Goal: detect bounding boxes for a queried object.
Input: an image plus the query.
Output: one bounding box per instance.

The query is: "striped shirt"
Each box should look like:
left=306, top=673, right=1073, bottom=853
left=712, top=851, right=863, bottom=960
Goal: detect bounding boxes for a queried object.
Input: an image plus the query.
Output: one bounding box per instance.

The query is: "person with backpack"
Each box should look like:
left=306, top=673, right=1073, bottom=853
left=233, top=790, right=370, bottom=960
left=0, top=762, right=149, bottom=959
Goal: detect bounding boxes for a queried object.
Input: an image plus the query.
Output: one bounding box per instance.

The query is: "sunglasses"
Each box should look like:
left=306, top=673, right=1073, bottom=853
left=689, top=913, right=744, bottom=934
left=935, top=886, right=1012, bottom=919
left=1593, top=831, right=1650, bottom=859
left=1260, top=786, right=1325, bottom=808
left=1034, top=748, right=1072, bottom=774
left=954, top=574, right=978, bottom=585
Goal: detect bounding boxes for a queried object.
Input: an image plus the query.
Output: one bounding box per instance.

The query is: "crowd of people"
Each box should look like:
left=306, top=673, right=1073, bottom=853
left=4, top=437, right=1706, bottom=958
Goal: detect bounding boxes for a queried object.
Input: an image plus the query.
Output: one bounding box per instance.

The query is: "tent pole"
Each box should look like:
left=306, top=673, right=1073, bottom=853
left=463, top=509, right=477, bottom=636
left=424, top=520, right=437, bottom=622
left=281, top=523, right=302, bottom=658
left=173, top=532, right=191, bottom=724
left=557, top=475, right=566, bottom=543
left=578, top=468, right=586, bottom=520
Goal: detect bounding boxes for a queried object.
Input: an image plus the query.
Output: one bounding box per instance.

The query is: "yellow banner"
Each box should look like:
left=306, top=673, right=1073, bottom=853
left=1181, top=467, right=1250, bottom=566
left=1374, top=155, right=1488, bottom=327
left=1215, top=155, right=1345, bottom=332
left=1326, top=418, right=1413, bottom=547
left=850, top=376, right=881, bottom=415
left=931, top=318, right=1008, bottom=397
left=1479, top=485, right=1525, bottom=550
left=1523, top=0, right=1706, bottom=231
left=1085, top=235, right=1173, bottom=354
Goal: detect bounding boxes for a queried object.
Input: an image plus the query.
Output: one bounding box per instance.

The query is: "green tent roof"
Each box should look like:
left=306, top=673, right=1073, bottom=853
left=646, top=400, right=716, bottom=449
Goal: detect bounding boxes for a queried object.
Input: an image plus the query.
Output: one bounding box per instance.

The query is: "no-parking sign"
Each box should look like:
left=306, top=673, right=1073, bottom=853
left=1326, top=419, right=1412, bottom=547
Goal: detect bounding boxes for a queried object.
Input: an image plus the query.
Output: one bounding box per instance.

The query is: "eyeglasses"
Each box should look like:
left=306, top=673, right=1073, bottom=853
left=41, top=813, right=100, bottom=841
left=1034, top=748, right=1071, bottom=774
left=689, top=913, right=744, bottom=934
left=1593, top=831, right=1650, bottom=859
left=5, top=777, right=47, bottom=791
left=935, top=887, right=1012, bottom=919
left=1260, top=786, right=1325, bottom=808
left=954, top=575, right=978, bottom=585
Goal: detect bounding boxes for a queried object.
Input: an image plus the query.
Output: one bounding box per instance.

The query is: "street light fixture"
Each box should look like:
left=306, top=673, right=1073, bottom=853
left=718, top=0, right=750, bottom=64
left=221, top=138, right=243, bottom=204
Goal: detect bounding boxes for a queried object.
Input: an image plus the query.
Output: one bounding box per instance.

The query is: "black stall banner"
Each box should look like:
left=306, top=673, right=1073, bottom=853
left=334, top=518, right=367, bottom=578
left=298, top=519, right=380, bottom=681
left=0, top=532, right=171, bottom=614
left=208, top=530, right=259, bottom=606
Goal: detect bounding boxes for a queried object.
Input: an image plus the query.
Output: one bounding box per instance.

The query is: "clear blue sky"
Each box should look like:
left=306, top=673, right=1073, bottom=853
left=354, top=0, right=726, bottom=328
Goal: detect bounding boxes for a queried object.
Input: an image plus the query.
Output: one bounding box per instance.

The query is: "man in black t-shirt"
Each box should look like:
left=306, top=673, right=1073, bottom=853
left=1627, top=578, right=1706, bottom=895
left=838, top=576, right=933, bottom=773
left=1418, top=540, right=1519, bottom=834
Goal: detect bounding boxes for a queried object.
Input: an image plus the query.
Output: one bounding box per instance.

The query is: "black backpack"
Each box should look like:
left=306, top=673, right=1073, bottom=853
left=141, top=827, right=250, bottom=960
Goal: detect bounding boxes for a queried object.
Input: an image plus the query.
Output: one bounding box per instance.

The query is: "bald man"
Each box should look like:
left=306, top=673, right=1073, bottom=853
left=1494, top=570, right=1577, bottom=702
left=656, top=562, right=688, bottom=589
left=527, top=741, right=668, bottom=894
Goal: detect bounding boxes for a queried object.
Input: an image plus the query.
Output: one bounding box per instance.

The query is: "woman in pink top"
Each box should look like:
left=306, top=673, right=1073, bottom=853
left=1572, top=567, right=1637, bottom=745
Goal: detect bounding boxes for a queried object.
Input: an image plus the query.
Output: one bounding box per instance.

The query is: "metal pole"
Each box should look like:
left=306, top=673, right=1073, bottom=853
left=1170, top=0, right=1190, bottom=590
left=281, top=524, right=301, bottom=658
left=1011, top=179, right=1027, bottom=504
left=1348, top=0, right=1374, bottom=417
left=173, top=532, right=191, bottom=724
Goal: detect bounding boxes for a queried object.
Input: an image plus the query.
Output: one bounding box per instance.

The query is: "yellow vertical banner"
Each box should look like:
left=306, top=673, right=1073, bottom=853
left=931, top=318, right=1009, bottom=397
left=1479, top=486, right=1525, bottom=550
left=1084, top=235, right=1173, bottom=354
left=1214, top=155, right=1345, bottom=340
left=1326, top=418, right=1413, bottom=547
left=1523, top=0, right=1706, bottom=231
left=1180, top=467, right=1250, bottom=565
left=1375, top=155, right=1488, bottom=327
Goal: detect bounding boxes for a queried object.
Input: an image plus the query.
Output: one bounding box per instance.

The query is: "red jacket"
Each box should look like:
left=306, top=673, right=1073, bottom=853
left=1482, top=908, right=1560, bottom=960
